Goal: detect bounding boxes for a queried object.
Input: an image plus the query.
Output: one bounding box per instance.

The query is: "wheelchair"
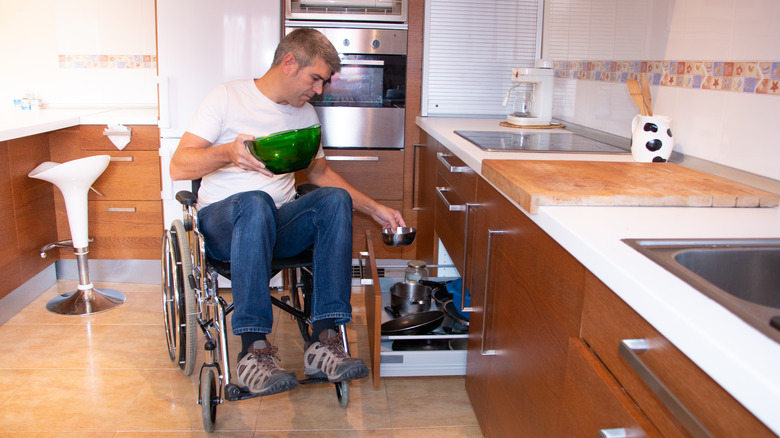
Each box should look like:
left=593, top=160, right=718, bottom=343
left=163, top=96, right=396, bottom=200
left=161, top=183, right=351, bottom=432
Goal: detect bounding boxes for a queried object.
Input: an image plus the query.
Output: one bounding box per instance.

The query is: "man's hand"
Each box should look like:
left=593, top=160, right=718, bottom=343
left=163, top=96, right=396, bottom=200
left=371, top=204, right=406, bottom=230
left=230, top=134, right=274, bottom=178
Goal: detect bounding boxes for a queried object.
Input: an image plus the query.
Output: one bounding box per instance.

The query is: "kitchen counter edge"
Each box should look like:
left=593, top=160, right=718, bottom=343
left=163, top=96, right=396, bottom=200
left=0, top=107, right=158, bottom=142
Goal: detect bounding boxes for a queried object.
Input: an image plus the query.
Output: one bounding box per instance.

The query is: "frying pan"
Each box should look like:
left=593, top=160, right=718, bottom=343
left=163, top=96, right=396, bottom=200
left=381, top=306, right=444, bottom=336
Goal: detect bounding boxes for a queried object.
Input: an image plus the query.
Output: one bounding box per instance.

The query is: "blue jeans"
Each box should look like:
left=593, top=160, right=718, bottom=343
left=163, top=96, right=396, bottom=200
left=198, top=187, right=354, bottom=335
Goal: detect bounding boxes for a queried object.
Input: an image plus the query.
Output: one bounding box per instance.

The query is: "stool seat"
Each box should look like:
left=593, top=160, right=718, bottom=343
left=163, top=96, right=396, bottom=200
left=29, top=155, right=126, bottom=315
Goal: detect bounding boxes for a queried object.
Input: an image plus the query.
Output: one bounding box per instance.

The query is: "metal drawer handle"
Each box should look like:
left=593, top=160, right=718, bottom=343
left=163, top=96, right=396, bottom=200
left=460, top=203, right=478, bottom=313
left=358, top=251, right=372, bottom=285
left=341, top=59, right=385, bottom=66
left=102, top=130, right=131, bottom=137
left=411, top=143, right=423, bottom=211
left=110, top=156, right=134, bottom=162
left=481, top=229, right=505, bottom=355
left=107, top=207, right=136, bottom=213
left=619, top=339, right=713, bottom=438
left=435, top=187, right=466, bottom=211
left=436, top=151, right=471, bottom=173
left=326, top=156, right=380, bottom=162
left=597, top=428, right=645, bottom=438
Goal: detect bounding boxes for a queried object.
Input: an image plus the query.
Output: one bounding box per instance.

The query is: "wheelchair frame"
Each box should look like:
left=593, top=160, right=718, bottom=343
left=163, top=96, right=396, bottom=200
left=161, top=188, right=350, bottom=432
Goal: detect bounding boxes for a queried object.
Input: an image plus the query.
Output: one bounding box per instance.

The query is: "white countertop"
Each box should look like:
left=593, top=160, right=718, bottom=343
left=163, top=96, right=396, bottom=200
left=418, top=116, right=780, bottom=434
left=0, top=107, right=158, bottom=142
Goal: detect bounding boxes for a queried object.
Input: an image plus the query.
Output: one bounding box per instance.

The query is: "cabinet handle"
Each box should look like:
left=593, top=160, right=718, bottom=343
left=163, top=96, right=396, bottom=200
left=326, top=156, right=380, bottom=161
left=436, top=151, right=471, bottom=173
left=110, top=156, right=134, bottom=162
left=411, top=144, right=423, bottom=211
left=597, top=428, right=645, bottom=438
left=435, top=187, right=466, bottom=211
left=619, top=339, right=713, bottom=438
left=107, top=207, right=136, bottom=213
left=460, top=202, right=478, bottom=313
left=481, top=229, right=505, bottom=355
left=358, top=251, right=372, bottom=285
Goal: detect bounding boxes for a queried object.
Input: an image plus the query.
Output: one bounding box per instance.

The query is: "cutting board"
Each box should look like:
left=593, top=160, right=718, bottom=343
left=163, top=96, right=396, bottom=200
left=481, top=160, right=780, bottom=214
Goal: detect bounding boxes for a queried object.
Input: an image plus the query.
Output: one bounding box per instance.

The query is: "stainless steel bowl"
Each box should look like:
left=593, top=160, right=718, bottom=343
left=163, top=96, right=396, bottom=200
left=381, top=227, right=417, bottom=247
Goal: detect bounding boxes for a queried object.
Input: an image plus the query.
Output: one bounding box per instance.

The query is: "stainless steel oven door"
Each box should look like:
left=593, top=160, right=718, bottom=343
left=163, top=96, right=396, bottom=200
left=315, top=106, right=404, bottom=149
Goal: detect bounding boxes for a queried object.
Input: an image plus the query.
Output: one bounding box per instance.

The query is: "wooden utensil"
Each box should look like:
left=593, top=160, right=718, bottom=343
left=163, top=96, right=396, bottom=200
left=626, top=79, right=646, bottom=115
left=640, top=73, right=653, bottom=116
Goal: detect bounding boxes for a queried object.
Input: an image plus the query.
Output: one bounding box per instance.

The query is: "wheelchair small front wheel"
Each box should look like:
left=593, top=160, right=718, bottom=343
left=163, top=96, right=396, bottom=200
left=336, top=381, right=349, bottom=409
left=200, top=368, right=218, bottom=432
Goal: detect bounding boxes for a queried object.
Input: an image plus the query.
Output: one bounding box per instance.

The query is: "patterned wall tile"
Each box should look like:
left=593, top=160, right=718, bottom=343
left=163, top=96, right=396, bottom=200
left=58, top=55, right=157, bottom=69
left=554, top=59, right=780, bottom=96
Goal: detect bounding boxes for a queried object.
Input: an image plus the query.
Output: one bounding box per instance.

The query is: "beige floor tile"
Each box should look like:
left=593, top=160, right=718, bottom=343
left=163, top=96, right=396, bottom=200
left=0, top=368, right=146, bottom=432
left=392, top=426, right=484, bottom=437
left=384, top=376, right=479, bottom=429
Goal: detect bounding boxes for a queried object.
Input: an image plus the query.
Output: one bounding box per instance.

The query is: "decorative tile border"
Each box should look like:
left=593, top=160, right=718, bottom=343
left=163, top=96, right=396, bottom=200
left=554, top=60, right=780, bottom=95
left=58, top=54, right=157, bottom=69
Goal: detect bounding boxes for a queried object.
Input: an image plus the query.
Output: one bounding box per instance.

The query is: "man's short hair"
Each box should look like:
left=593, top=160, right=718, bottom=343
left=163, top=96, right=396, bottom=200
left=273, top=28, right=341, bottom=75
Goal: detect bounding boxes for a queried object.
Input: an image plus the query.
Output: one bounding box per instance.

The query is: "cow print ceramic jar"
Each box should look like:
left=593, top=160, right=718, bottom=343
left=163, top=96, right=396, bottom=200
left=630, top=115, right=674, bottom=162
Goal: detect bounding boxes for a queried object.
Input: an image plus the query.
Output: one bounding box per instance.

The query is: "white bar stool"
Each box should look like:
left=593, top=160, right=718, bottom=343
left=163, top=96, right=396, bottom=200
left=28, top=155, right=126, bottom=315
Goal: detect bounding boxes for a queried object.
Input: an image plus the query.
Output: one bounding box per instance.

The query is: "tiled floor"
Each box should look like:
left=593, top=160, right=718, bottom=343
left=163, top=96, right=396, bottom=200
left=0, top=280, right=482, bottom=437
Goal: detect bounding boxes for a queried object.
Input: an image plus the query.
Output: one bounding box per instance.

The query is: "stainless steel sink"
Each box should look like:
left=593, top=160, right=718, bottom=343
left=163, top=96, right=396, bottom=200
left=623, top=238, right=780, bottom=343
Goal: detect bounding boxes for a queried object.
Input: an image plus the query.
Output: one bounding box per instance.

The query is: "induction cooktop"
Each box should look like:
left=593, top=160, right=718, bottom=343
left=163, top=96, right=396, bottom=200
left=454, top=130, right=629, bottom=154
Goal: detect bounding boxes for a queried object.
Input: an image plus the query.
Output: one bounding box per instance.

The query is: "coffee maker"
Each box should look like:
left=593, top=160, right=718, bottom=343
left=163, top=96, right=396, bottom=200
left=502, top=59, right=554, bottom=126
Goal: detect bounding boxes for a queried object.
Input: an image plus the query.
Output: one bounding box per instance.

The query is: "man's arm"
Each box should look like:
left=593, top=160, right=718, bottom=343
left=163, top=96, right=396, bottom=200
left=304, top=156, right=406, bottom=229
left=169, top=132, right=273, bottom=181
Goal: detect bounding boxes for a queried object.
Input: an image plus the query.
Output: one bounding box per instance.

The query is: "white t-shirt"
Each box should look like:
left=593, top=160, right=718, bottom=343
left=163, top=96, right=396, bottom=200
left=186, top=79, right=325, bottom=208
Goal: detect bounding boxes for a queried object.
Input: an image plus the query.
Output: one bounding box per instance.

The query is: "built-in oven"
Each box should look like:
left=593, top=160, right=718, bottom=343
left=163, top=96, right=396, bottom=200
left=284, top=24, right=407, bottom=149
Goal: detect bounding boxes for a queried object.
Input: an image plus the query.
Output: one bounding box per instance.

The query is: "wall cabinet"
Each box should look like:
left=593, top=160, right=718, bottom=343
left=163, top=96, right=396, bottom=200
left=49, top=125, right=162, bottom=260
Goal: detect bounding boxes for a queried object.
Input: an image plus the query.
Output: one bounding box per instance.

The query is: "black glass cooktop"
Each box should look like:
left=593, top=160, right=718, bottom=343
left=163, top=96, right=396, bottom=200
left=455, top=130, right=629, bottom=153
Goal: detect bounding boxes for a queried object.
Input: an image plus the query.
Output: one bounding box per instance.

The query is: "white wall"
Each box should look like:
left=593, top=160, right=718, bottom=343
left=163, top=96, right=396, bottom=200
left=0, top=0, right=157, bottom=109
left=545, top=0, right=780, bottom=181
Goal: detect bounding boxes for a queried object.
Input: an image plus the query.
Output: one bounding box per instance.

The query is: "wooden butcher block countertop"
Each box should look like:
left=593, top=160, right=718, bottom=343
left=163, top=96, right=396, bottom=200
left=481, top=160, right=780, bottom=214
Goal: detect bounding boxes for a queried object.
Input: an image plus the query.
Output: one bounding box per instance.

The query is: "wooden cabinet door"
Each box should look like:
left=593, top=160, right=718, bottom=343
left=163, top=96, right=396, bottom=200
left=411, top=132, right=438, bottom=263
left=470, top=177, right=586, bottom=438
left=559, top=338, right=661, bottom=437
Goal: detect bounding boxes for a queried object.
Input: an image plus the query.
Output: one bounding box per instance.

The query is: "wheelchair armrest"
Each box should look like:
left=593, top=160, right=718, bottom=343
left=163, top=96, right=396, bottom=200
left=175, top=190, right=198, bottom=206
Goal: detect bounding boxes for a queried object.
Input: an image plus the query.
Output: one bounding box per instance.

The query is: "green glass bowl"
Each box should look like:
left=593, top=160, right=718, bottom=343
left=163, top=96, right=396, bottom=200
left=244, top=124, right=321, bottom=174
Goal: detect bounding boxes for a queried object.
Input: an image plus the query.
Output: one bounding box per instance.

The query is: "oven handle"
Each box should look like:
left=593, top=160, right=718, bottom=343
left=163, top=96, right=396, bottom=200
left=326, top=156, right=380, bottom=162
left=340, top=59, right=385, bottom=66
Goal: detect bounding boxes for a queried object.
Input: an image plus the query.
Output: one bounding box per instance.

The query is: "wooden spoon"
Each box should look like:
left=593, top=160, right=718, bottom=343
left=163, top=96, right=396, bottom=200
left=626, top=79, right=646, bottom=115
left=640, top=73, right=653, bottom=116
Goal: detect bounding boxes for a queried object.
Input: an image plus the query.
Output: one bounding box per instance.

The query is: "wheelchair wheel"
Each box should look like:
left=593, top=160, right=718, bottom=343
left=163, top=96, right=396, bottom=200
left=336, top=381, right=349, bottom=409
left=161, top=220, right=198, bottom=376
left=200, top=368, right=218, bottom=433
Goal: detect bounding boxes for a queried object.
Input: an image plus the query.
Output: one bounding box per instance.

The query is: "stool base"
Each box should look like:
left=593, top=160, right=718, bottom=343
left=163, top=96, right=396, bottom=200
left=46, top=287, right=126, bottom=316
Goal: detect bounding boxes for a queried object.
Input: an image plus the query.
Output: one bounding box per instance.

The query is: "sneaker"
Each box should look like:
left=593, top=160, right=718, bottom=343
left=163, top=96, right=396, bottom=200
left=304, top=329, right=369, bottom=382
left=236, top=340, right=298, bottom=396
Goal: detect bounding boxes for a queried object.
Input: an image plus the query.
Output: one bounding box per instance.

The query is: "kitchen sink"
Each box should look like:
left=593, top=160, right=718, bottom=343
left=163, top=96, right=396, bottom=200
left=623, top=238, right=780, bottom=343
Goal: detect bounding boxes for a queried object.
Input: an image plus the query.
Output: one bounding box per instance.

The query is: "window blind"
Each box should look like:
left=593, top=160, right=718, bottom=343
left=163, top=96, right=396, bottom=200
left=422, top=0, right=542, bottom=117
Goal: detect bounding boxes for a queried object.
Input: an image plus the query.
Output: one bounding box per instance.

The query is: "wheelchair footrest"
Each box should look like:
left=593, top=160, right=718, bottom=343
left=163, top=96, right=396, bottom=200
left=298, top=377, right=330, bottom=385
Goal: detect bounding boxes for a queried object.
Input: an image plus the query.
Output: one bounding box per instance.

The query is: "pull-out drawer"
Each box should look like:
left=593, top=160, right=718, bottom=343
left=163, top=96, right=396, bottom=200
left=581, top=274, right=775, bottom=438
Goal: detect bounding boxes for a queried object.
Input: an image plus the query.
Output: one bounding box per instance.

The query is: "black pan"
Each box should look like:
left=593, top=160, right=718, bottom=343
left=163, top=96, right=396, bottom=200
left=381, top=307, right=444, bottom=336
left=419, top=280, right=454, bottom=305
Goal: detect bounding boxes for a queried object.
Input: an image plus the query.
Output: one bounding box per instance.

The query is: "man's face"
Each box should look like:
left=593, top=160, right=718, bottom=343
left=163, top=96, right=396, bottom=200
left=287, top=57, right=332, bottom=107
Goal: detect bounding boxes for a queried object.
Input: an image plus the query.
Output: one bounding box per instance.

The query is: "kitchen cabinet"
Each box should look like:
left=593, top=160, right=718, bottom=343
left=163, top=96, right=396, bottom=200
left=467, top=176, right=585, bottom=437
left=457, top=174, right=773, bottom=437
left=408, top=132, right=437, bottom=264
left=49, top=125, right=162, bottom=260
left=581, top=273, right=776, bottom=438
left=0, top=133, right=59, bottom=300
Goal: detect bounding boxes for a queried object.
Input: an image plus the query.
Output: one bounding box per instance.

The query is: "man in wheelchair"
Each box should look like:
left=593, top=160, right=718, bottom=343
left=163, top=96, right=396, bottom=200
left=169, top=28, right=406, bottom=397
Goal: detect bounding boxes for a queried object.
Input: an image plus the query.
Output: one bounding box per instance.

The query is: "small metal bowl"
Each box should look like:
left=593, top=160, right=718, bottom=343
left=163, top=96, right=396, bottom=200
left=381, top=227, right=417, bottom=247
